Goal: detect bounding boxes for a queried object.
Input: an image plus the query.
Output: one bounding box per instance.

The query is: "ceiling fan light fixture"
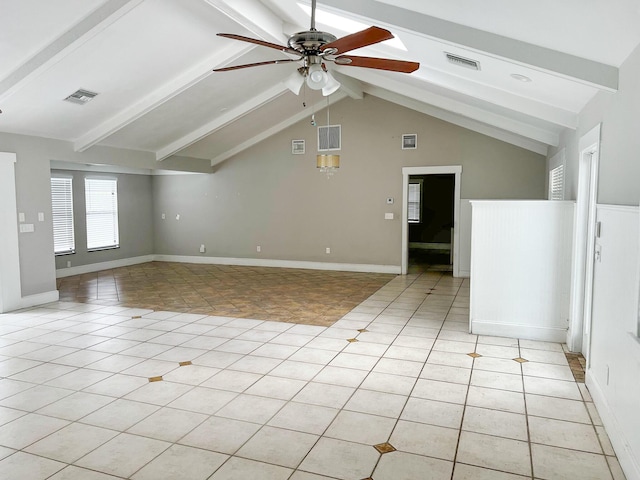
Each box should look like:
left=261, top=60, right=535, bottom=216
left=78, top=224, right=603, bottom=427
left=306, top=64, right=328, bottom=90
left=284, top=70, right=305, bottom=95
left=322, top=71, right=341, bottom=96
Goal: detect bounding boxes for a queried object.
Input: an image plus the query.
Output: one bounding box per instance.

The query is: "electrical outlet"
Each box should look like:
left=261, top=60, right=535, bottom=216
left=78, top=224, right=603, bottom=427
left=176, top=214, right=180, bottom=220
left=18, top=212, right=25, bottom=222
left=256, top=246, right=261, bottom=252
left=66, top=260, right=72, bottom=268
left=325, top=247, right=331, bottom=254
left=199, top=244, right=205, bottom=253
left=38, top=212, right=44, bottom=222
left=161, top=213, right=166, bottom=220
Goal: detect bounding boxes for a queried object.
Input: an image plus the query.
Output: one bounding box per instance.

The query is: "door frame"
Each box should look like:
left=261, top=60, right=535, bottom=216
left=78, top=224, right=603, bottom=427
left=401, top=165, right=462, bottom=275
left=567, top=124, right=601, bottom=356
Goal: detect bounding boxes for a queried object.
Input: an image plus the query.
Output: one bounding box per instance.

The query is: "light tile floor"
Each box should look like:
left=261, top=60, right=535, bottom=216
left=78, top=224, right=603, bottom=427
left=0, top=271, right=627, bottom=480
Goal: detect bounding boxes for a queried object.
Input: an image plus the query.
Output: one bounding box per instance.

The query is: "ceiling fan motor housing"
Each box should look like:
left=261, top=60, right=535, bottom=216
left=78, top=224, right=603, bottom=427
left=288, top=31, right=337, bottom=54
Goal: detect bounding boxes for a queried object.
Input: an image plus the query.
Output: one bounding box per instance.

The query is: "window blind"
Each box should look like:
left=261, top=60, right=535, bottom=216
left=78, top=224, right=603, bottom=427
left=408, top=182, right=421, bottom=223
left=549, top=165, right=564, bottom=200
left=85, top=177, right=119, bottom=250
left=51, top=177, right=75, bottom=254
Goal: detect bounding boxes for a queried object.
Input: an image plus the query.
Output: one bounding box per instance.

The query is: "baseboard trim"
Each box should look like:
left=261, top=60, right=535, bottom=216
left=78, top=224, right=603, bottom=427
left=586, top=372, right=640, bottom=480
left=153, top=255, right=401, bottom=275
left=19, top=290, right=59, bottom=310
left=470, top=320, right=566, bottom=342
left=458, top=269, right=470, bottom=278
left=56, top=255, right=155, bottom=278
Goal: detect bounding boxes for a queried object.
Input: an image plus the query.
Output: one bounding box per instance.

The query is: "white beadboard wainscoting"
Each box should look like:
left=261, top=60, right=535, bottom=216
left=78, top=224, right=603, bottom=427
left=469, top=200, right=574, bottom=342
left=587, top=204, right=640, bottom=480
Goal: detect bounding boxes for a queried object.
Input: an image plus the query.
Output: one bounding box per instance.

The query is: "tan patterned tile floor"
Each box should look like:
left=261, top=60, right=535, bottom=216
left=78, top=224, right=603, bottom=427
left=56, top=262, right=395, bottom=326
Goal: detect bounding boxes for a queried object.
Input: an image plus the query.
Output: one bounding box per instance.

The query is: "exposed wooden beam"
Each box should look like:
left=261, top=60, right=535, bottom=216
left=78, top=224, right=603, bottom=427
left=318, top=0, right=618, bottom=91
left=156, top=84, right=289, bottom=161
left=73, top=43, right=254, bottom=152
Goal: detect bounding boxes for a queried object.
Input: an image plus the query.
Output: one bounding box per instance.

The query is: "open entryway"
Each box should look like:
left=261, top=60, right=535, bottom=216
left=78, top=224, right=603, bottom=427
left=401, top=166, right=462, bottom=276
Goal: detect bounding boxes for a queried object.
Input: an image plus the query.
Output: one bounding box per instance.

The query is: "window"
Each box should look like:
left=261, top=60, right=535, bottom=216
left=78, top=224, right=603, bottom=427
left=408, top=180, right=422, bottom=223
left=85, top=177, right=119, bottom=250
left=51, top=176, right=75, bottom=254
left=549, top=165, right=564, bottom=200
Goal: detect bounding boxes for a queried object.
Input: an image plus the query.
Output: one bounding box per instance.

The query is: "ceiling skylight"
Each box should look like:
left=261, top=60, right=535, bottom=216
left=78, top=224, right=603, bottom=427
left=297, top=3, right=407, bottom=51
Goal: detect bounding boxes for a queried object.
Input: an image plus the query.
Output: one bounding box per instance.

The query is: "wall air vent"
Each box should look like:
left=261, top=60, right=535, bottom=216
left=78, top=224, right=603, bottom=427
left=445, top=53, right=480, bottom=70
left=64, top=89, right=99, bottom=105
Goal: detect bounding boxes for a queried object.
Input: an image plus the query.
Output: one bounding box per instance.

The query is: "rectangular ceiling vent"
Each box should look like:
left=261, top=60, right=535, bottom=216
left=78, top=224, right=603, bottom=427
left=64, top=89, right=99, bottom=105
left=318, top=125, right=341, bottom=151
left=445, top=53, right=480, bottom=71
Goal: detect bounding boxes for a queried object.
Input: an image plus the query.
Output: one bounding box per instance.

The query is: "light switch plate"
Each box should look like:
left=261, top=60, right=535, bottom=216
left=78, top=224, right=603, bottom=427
left=38, top=212, right=44, bottom=222
left=18, top=212, right=25, bottom=222
left=385, top=213, right=394, bottom=220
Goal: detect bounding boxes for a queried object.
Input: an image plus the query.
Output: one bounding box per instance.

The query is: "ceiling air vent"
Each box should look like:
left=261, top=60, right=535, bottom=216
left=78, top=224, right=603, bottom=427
left=445, top=53, right=480, bottom=71
left=64, top=89, right=99, bottom=105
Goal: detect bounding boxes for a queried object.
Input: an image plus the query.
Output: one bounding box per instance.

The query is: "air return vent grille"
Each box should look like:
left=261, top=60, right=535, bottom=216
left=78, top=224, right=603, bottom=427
left=445, top=53, right=480, bottom=70
left=64, top=89, right=99, bottom=105
left=318, top=125, right=341, bottom=151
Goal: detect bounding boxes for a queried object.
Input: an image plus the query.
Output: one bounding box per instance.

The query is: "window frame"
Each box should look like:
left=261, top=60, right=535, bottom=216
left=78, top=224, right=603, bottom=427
left=84, top=176, right=120, bottom=251
left=50, top=175, right=76, bottom=255
left=408, top=179, right=423, bottom=223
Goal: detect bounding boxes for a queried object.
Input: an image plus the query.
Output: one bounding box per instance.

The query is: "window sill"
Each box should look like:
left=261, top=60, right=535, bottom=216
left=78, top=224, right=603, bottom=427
left=87, top=246, right=120, bottom=253
left=55, top=251, right=75, bottom=256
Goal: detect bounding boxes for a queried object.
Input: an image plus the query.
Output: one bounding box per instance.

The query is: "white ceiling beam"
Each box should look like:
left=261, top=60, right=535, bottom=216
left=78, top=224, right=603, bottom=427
left=366, top=86, right=549, bottom=155
left=344, top=68, right=560, bottom=146
left=73, top=43, right=254, bottom=152
left=156, top=84, right=289, bottom=161
left=210, top=91, right=349, bottom=167
left=204, top=0, right=288, bottom=45
left=0, top=0, right=145, bottom=103
left=331, top=72, right=364, bottom=100
left=317, top=0, right=618, bottom=91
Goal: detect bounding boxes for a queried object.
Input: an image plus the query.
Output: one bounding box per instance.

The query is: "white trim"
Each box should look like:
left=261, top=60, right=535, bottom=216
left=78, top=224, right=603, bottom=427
left=56, top=255, right=155, bottom=278
left=152, top=255, right=400, bottom=274
left=458, top=269, right=470, bottom=278
left=18, top=290, right=60, bottom=310
left=0, top=152, right=22, bottom=314
left=587, top=372, right=640, bottom=480
left=401, top=166, right=462, bottom=276
left=471, top=320, right=566, bottom=342
left=568, top=123, right=601, bottom=354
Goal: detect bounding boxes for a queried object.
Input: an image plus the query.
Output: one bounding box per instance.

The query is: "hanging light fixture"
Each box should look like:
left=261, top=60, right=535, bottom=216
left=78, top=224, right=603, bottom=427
left=317, top=96, right=339, bottom=177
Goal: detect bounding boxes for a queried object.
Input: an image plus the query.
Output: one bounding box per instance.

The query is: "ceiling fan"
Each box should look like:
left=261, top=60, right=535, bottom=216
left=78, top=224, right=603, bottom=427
left=213, top=0, right=420, bottom=96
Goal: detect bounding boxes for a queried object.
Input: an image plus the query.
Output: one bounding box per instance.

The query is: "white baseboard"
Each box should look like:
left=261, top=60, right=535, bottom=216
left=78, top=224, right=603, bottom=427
left=586, top=372, right=640, bottom=480
left=458, top=269, right=470, bottom=278
left=153, top=255, right=401, bottom=275
left=56, top=255, right=155, bottom=278
left=19, top=290, right=59, bottom=310
left=471, top=320, right=566, bottom=342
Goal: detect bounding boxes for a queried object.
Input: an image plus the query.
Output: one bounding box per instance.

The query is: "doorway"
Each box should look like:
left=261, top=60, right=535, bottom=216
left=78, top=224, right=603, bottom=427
left=567, top=124, right=601, bottom=357
left=401, top=166, right=462, bottom=275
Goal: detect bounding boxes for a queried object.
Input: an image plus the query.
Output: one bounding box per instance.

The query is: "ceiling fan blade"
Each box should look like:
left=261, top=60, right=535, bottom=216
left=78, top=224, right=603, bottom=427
left=321, top=26, right=394, bottom=55
left=217, top=33, right=302, bottom=57
left=334, top=55, right=420, bottom=73
left=213, top=59, right=298, bottom=72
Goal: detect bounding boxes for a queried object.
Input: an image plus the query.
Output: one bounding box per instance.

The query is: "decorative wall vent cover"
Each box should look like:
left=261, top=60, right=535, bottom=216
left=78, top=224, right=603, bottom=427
left=318, top=125, right=341, bottom=151
left=292, top=139, right=305, bottom=154
left=445, top=53, right=481, bottom=70
left=402, top=133, right=417, bottom=150
left=64, top=89, right=99, bottom=105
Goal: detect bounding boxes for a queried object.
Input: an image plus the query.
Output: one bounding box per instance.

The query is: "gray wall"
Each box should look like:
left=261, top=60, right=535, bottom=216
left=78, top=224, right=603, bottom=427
left=51, top=169, right=154, bottom=270
left=0, top=131, right=207, bottom=297
left=153, top=95, right=546, bottom=267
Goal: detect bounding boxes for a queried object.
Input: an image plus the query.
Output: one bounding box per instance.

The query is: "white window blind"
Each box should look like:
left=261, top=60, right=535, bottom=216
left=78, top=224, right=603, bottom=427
left=51, top=177, right=75, bottom=254
left=549, top=165, right=564, bottom=200
left=85, top=177, right=119, bottom=250
left=408, top=182, right=421, bottom=223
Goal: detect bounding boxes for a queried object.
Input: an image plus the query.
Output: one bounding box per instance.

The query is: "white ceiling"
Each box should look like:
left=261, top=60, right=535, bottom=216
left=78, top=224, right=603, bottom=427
left=1, top=0, right=638, bottom=166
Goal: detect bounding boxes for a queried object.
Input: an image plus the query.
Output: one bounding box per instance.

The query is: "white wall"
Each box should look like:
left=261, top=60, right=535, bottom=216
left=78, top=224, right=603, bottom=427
left=587, top=205, right=640, bottom=480
left=469, top=200, right=574, bottom=341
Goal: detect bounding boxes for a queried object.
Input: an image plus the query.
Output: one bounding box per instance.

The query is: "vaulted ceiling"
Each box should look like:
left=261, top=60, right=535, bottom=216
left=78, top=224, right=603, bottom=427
left=1, top=0, right=639, bottom=167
